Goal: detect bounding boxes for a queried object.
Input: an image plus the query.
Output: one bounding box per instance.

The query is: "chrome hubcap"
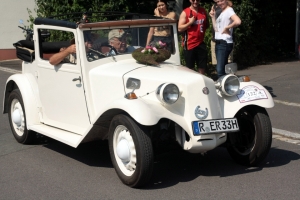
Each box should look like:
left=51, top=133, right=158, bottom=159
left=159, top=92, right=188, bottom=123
left=113, top=125, right=136, bottom=176
left=10, top=99, right=25, bottom=136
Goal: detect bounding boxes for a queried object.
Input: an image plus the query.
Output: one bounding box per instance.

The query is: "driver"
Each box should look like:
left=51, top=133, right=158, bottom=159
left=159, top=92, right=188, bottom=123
left=108, top=29, right=135, bottom=54
left=49, top=37, right=98, bottom=65
left=49, top=39, right=77, bottom=65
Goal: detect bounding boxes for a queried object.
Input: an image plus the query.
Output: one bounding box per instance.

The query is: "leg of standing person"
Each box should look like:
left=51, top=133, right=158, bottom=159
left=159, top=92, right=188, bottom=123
left=225, top=43, right=233, bottom=65
left=184, top=48, right=196, bottom=70
left=215, top=41, right=233, bottom=78
left=215, top=41, right=227, bottom=78
left=196, top=43, right=207, bottom=74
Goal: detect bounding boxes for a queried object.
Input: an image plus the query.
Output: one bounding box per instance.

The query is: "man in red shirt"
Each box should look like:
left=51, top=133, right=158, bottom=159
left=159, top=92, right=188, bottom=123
left=178, top=0, right=209, bottom=74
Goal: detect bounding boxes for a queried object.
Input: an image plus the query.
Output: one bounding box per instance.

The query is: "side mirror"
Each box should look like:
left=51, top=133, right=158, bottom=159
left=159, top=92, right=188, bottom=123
left=225, top=63, right=237, bottom=74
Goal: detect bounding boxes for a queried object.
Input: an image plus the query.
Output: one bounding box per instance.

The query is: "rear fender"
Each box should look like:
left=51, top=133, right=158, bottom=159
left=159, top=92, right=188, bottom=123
left=3, top=74, right=40, bottom=127
left=220, top=81, right=274, bottom=118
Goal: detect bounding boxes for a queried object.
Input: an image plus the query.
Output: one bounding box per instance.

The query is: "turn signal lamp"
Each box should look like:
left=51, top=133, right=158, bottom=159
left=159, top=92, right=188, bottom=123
left=238, top=76, right=251, bottom=82
left=126, top=92, right=137, bottom=99
left=125, top=78, right=140, bottom=100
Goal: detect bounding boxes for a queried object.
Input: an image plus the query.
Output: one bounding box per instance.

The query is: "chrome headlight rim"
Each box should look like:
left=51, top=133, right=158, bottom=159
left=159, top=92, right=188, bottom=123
left=216, top=74, right=240, bottom=96
left=156, top=83, right=179, bottom=104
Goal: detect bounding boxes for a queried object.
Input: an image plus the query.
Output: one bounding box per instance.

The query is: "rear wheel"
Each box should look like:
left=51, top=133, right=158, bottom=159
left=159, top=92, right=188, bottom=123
left=8, top=89, right=35, bottom=144
left=108, top=114, right=153, bottom=188
left=227, top=106, right=272, bottom=166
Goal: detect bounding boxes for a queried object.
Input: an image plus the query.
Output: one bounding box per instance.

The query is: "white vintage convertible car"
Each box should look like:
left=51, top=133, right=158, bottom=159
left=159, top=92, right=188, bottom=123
left=3, top=12, right=274, bottom=187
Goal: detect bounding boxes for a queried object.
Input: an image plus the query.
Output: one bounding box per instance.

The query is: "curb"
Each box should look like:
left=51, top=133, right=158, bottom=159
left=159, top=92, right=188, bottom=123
left=273, top=128, right=300, bottom=140
left=0, top=59, right=20, bottom=62
left=0, top=66, right=21, bottom=74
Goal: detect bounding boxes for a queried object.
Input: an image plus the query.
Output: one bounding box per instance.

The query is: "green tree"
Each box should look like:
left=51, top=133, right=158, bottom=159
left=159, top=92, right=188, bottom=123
left=28, top=0, right=296, bottom=69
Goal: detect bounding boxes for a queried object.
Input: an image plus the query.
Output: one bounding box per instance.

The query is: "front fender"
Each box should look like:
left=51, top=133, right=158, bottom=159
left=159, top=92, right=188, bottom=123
left=3, top=74, right=40, bottom=127
left=94, top=98, right=164, bottom=126
left=219, top=81, right=274, bottom=118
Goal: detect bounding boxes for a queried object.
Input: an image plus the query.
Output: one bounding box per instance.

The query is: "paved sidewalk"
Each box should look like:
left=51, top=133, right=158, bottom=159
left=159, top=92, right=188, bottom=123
left=1, top=59, right=300, bottom=141
left=0, top=59, right=22, bottom=72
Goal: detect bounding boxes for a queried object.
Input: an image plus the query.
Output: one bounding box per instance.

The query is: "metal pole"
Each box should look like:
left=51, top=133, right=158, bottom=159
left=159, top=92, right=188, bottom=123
left=175, top=0, right=183, bottom=16
left=296, top=0, right=300, bottom=58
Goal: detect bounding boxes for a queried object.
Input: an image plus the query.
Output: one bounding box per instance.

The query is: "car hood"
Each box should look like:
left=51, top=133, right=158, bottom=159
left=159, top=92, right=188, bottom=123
left=123, top=61, right=213, bottom=91
left=89, top=59, right=147, bottom=77
left=89, top=59, right=213, bottom=93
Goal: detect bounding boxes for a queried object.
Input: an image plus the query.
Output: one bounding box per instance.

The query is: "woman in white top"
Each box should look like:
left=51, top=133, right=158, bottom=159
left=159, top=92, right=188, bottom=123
left=209, top=0, right=241, bottom=78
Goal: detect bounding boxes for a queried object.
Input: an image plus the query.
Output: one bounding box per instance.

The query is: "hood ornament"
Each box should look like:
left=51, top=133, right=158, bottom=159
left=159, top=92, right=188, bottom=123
left=195, top=106, right=208, bottom=119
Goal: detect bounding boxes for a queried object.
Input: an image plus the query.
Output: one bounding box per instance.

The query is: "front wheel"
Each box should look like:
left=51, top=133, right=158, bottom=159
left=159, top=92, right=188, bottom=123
left=8, top=89, right=35, bottom=144
left=108, top=114, right=153, bottom=188
left=227, top=106, right=272, bottom=166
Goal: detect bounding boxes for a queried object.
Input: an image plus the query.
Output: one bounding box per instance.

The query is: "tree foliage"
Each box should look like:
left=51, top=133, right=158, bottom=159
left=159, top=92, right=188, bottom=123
left=29, top=0, right=157, bottom=21
left=28, top=0, right=296, bottom=68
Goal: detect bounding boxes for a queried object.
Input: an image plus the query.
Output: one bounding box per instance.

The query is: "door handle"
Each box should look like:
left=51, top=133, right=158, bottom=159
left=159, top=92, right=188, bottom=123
left=72, top=76, right=81, bottom=83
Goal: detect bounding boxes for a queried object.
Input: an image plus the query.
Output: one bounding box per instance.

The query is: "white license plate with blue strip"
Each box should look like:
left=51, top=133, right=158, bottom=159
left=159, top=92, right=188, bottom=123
left=192, top=118, right=239, bottom=135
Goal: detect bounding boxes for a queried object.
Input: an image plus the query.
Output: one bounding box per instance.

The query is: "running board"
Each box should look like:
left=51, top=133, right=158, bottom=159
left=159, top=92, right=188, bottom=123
left=29, top=124, right=83, bottom=148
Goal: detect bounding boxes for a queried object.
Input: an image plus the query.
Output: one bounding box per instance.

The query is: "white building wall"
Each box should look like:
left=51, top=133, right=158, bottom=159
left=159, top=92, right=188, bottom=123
left=0, top=0, right=36, bottom=49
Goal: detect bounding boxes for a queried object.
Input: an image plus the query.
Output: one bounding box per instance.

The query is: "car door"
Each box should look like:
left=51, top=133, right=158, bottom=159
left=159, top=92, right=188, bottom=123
left=35, top=26, right=90, bottom=134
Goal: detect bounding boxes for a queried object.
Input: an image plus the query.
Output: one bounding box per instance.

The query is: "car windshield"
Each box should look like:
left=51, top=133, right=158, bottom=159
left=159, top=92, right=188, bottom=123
left=83, top=25, right=175, bottom=62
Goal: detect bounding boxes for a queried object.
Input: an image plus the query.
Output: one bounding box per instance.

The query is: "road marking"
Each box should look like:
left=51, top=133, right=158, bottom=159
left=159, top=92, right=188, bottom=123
left=273, top=128, right=300, bottom=145
left=0, top=66, right=21, bottom=74
left=274, top=99, right=300, bottom=108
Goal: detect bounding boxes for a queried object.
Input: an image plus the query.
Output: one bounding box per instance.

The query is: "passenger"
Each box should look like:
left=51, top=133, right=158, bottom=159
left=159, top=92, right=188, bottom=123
left=108, top=29, right=135, bottom=54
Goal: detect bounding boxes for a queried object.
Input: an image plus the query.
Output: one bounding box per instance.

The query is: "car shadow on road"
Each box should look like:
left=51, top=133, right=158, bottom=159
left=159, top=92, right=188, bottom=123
left=144, top=145, right=300, bottom=189
left=43, top=138, right=113, bottom=168
left=263, top=85, right=276, bottom=97
left=41, top=138, right=300, bottom=189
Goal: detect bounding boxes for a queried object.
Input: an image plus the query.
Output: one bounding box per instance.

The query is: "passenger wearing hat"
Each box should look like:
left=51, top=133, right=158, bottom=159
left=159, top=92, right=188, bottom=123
left=108, top=29, right=135, bottom=54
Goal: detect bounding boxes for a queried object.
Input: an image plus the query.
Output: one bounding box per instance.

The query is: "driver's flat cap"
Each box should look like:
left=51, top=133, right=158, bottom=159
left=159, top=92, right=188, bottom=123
left=108, top=29, right=125, bottom=40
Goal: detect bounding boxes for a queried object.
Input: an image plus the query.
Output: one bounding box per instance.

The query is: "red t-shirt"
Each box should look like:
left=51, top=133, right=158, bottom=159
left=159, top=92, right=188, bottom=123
left=182, top=7, right=208, bottom=50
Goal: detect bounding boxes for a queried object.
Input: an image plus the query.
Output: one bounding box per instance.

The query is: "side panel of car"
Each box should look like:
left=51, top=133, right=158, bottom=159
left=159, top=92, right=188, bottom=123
left=219, top=81, right=274, bottom=118
left=33, top=25, right=91, bottom=134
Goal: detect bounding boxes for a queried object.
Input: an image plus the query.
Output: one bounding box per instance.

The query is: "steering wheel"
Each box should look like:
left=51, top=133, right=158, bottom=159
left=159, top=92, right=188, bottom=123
left=88, top=44, right=118, bottom=59
left=100, top=44, right=118, bottom=56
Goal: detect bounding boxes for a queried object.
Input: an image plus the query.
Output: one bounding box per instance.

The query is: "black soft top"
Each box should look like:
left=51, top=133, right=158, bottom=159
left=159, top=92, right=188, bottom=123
left=14, top=40, right=70, bottom=53
left=34, top=18, right=77, bottom=29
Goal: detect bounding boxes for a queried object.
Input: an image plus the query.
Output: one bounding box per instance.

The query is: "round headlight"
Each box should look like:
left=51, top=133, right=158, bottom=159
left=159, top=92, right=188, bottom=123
left=221, top=75, right=240, bottom=96
left=156, top=83, right=179, bottom=104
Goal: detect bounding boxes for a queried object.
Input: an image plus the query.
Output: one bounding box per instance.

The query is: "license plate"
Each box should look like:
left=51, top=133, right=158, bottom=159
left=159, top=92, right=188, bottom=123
left=192, top=118, right=239, bottom=135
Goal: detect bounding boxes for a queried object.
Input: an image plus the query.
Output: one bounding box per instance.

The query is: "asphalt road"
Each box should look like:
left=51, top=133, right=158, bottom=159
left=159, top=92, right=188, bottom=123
left=236, top=60, right=300, bottom=136
left=1, top=60, right=300, bottom=199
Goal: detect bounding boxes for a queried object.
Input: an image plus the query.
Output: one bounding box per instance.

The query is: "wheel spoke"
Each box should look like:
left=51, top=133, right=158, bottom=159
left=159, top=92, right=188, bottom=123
left=126, top=162, right=136, bottom=171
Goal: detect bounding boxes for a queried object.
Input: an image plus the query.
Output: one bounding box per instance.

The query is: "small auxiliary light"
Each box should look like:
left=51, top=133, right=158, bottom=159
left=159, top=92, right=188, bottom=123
left=238, top=76, right=251, bottom=82
left=125, top=78, right=140, bottom=100
left=126, top=92, right=137, bottom=99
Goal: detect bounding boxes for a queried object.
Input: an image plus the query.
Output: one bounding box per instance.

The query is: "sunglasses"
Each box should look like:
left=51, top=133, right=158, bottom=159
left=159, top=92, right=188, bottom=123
left=192, top=0, right=200, bottom=2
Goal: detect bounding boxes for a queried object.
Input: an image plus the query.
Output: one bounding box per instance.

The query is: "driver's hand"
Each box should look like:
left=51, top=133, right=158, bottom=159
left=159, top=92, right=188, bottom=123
left=67, top=44, right=76, bottom=54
